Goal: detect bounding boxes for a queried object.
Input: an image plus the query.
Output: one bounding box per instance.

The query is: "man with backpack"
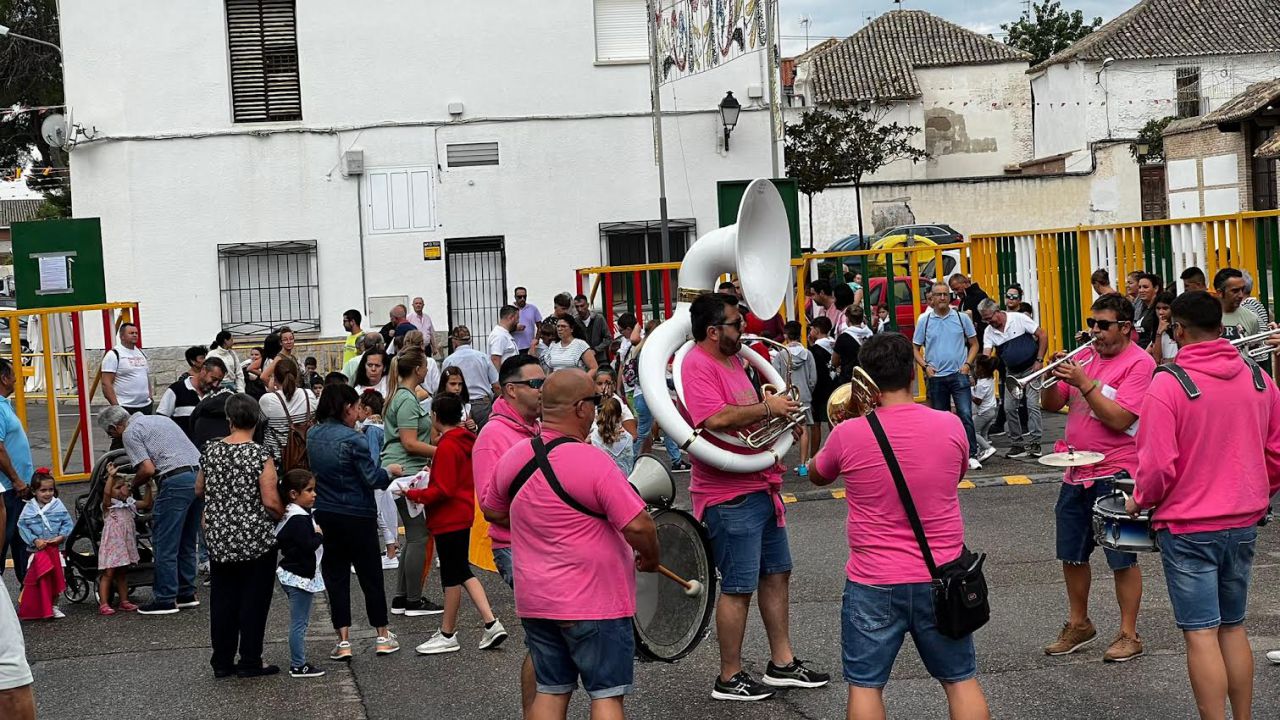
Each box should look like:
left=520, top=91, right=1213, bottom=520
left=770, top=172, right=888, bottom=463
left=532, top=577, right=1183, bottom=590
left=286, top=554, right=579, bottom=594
left=978, top=298, right=1048, bottom=459
left=102, top=323, right=152, bottom=449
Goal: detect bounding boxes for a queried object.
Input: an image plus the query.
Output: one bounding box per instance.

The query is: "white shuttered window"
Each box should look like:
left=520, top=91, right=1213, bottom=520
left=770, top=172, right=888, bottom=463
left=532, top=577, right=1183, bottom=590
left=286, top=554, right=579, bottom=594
left=594, top=0, right=648, bottom=63
left=366, top=167, right=436, bottom=235
left=226, top=0, right=303, bottom=123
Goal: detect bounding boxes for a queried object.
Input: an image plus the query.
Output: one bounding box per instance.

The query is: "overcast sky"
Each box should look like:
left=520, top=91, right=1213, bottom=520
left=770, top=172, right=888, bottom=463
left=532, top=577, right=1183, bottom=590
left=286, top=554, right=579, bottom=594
left=778, top=0, right=1117, bottom=56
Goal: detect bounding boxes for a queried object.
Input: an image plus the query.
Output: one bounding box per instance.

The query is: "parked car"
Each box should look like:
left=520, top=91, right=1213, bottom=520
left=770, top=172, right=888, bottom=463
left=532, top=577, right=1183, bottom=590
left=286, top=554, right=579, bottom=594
left=864, top=276, right=933, bottom=339
left=869, top=224, right=964, bottom=244
left=0, top=316, right=31, bottom=365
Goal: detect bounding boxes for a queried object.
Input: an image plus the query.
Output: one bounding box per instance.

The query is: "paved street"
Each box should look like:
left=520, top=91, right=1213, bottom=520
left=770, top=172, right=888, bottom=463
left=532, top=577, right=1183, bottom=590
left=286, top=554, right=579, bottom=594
left=9, top=425, right=1280, bottom=720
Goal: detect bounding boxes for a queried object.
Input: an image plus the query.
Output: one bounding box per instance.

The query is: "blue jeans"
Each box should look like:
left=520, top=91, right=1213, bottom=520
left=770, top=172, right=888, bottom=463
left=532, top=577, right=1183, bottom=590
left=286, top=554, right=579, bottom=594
left=282, top=584, right=316, bottom=668
left=151, top=472, right=202, bottom=603
left=492, top=546, right=514, bottom=588
left=703, top=491, right=792, bottom=594
left=1158, top=527, right=1257, bottom=631
left=841, top=579, right=978, bottom=688
left=1054, top=482, right=1137, bottom=570
left=2, top=490, right=28, bottom=582
left=632, top=393, right=680, bottom=463
left=927, top=373, right=977, bottom=459
left=522, top=617, right=635, bottom=700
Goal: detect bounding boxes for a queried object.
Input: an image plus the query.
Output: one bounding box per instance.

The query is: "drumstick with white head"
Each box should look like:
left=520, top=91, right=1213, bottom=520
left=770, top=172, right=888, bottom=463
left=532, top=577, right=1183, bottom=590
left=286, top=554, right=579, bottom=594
left=657, top=564, right=705, bottom=597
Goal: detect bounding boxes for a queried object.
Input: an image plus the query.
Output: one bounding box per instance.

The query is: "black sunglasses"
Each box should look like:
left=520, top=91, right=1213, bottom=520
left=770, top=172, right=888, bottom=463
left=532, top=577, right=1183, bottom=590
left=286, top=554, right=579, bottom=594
left=576, top=394, right=603, bottom=407
left=515, top=294, right=527, bottom=300
left=506, top=378, right=545, bottom=389
left=712, top=319, right=745, bottom=330
left=1086, top=318, right=1129, bottom=331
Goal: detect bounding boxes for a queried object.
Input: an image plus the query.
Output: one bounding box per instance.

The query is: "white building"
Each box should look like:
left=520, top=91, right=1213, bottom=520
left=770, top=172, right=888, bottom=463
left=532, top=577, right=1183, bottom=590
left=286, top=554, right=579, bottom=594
left=795, top=10, right=1033, bottom=182
left=59, top=0, right=778, bottom=349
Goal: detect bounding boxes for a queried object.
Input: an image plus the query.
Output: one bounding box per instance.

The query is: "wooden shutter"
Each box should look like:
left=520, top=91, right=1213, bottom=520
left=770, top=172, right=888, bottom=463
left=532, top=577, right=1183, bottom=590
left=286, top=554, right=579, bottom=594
left=226, top=0, right=302, bottom=123
left=594, top=0, right=648, bottom=62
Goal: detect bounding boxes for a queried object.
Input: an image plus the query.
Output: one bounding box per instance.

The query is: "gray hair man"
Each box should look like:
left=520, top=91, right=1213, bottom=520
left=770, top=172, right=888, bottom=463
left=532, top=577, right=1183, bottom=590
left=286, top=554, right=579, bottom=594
left=978, top=297, right=1048, bottom=459
left=97, top=406, right=203, bottom=615
left=913, top=283, right=982, bottom=468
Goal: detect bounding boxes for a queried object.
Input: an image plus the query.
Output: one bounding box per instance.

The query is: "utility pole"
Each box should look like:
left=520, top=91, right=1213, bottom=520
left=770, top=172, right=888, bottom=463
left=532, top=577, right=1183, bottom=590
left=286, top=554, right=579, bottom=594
left=645, top=0, right=672, bottom=263
left=765, top=0, right=780, bottom=178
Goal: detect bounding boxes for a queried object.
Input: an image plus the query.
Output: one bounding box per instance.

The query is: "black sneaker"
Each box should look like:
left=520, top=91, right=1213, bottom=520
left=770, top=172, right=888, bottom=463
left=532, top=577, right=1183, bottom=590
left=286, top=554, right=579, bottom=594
left=137, top=601, right=179, bottom=615
left=237, top=664, right=280, bottom=678
left=404, top=598, right=444, bottom=617
left=176, top=595, right=200, bottom=609
left=290, top=663, right=326, bottom=678
left=762, top=659, right=830, bottom=688
left=671, top=460, right=691, bottom=472
left=1026, top=445, right=1043, bottom=458
left=390, top=595, right=407, bottom=615
left=712, top=671, right=777, bottom=702
left=1005, top=446, right=1029, bottom=459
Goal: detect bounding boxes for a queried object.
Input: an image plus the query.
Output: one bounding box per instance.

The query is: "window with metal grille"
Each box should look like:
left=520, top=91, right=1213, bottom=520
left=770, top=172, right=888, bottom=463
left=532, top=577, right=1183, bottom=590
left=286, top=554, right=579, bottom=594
left=594, top=0, right=648, bottom=63
left=446, top=142, right=500, bottom=168
left=1253, top=126, right=1278, bottom=211
left=226, top=0, right=302, bottom=123
left=218, top=240, right=319, bottom=335
left=599, top=219, right=695, bottom=314
left=1175, top=67, right=1201, bottom=119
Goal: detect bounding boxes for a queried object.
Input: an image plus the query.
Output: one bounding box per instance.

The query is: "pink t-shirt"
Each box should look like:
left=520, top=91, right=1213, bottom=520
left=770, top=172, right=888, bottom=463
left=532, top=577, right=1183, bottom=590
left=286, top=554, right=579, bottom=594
left=681, top=344, right=784, bottom=522
left=471, top=398, right=539, bottom=548
left=814, top=404, right=968, bottom=585
left=1056, top=341, right=1154, bottom=484
left=481, top=431, right=646, bottom=620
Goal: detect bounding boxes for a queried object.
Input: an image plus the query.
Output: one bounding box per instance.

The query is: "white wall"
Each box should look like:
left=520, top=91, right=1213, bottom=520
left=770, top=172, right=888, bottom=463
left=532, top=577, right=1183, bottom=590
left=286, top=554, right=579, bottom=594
left=1032, top=53, right=1280, bottom=162
left=60, top=0, right=777, bottom=347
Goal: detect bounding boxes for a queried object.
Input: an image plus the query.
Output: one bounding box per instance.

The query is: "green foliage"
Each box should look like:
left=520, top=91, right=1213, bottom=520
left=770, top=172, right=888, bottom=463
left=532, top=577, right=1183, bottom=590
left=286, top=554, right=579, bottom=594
left=1132, top=116, right=1175, bottom=164
left=785, top=102, right=928, bottom=193
left=0, top=0, right=66, bottom=201
left=1002, top=1, right=1103, bottom=65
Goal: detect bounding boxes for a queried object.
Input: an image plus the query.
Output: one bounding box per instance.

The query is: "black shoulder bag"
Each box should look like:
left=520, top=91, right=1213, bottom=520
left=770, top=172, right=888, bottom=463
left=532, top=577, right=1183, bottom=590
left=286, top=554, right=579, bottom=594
left=867, top=412, right=990, bottom=639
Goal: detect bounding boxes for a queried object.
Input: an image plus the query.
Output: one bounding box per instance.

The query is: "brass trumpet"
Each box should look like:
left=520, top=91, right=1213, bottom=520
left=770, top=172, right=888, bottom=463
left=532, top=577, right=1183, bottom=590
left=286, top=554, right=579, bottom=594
left=1009, top=338, right=1096, bottom=400
left=826, top=367, right=881, bottom=426
left=1229, top=327, right=1280, bottom=360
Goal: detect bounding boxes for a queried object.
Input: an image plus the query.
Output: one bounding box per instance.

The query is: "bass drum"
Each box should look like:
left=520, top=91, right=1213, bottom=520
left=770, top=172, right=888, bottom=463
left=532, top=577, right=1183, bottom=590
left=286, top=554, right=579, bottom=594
left=634, top=508, right=717, bottom=663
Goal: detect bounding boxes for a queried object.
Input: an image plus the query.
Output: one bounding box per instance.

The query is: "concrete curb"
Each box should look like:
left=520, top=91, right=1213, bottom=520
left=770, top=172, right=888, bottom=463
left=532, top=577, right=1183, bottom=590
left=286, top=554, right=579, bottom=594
left=781, top=472, right=1061, bottom=504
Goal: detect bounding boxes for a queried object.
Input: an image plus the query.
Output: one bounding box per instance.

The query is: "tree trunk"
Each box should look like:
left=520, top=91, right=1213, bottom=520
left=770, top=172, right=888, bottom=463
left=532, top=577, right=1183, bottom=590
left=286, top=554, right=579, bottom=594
left=854, top=179, right=864, bottom=241
left=806, top=192, right=814, bottom=250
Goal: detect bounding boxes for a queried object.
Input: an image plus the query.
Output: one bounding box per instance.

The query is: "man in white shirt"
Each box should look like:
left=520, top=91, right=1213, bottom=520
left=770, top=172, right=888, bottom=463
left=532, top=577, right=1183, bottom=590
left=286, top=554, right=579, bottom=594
left=488, top=305, right=520, bottom=371
left=102, top=322, right=152, bottom=414
left=406, top=296, right=435, bottom=339
left=979, top=298, right=1048, bottom=459
left=443, top=326, right=501, bottom=427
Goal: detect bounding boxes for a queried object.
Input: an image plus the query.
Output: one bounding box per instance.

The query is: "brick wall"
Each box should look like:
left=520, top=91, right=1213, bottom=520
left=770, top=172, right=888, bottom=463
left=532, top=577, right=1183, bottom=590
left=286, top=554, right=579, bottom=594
left=1164, top=123, right=1252, bottom=212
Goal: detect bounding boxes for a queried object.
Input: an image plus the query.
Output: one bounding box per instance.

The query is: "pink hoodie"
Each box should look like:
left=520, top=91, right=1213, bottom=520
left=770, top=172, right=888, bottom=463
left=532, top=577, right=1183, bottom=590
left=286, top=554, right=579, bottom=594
left=1134, top=339, right=1280, bottom=533
left=472, top=397, right=539, bottom=548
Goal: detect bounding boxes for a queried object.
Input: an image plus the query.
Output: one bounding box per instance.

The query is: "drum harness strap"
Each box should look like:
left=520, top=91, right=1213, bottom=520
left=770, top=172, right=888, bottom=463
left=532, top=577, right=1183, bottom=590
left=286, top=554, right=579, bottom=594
left=1155, top=357, right=1266, bottom=399
left=507, top=435, right=607, bottom=520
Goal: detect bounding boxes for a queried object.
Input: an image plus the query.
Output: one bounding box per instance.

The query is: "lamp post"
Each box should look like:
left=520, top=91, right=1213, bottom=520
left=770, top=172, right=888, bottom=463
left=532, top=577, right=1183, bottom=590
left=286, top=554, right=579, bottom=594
left=0, top=24, right=62, bottom=55
left=719, top=91, right=741, bottom=151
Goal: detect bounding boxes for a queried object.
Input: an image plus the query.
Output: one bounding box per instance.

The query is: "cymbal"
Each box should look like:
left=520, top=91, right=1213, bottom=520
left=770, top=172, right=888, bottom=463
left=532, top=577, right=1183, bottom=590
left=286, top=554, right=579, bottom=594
left=1038, top=450, right=1105, bottom=468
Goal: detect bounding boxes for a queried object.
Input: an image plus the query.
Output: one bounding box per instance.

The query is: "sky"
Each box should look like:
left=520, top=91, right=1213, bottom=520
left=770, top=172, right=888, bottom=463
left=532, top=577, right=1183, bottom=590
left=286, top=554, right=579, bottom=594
left=778, top=0, right=1118, bottom=56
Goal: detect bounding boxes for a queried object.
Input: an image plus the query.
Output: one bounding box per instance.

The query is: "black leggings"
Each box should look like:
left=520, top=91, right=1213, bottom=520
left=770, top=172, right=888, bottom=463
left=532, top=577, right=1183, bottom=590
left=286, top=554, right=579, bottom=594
left=209, top=550, right=277, bottom=672
left=315, top=511, right=388, bottom=630
left=435, top=528, right=474, bottom=588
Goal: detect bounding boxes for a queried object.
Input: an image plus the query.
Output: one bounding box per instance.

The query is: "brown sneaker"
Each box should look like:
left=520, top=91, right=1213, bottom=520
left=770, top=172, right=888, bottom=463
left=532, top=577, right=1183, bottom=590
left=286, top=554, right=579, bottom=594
left=1103, top=633, right=1144, bottom=663
left=1044, top=621, right=1097, bottom=656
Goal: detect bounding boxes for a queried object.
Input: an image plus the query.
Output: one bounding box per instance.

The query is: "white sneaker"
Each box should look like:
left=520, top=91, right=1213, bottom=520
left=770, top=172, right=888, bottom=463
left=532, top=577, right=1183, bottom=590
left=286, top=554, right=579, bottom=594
left=978, top=446, right=997, bottom=462
left=967, top=457, right=983, bottom=471
left=479, top=620, right=509, bottom=650
left=52, top=607, right=66, bottom=619
left=1267, top=650, right=1280, bottom=665
left=381, top=556, right=400, bottom=570
left=415, top=630, right=461, bottom=655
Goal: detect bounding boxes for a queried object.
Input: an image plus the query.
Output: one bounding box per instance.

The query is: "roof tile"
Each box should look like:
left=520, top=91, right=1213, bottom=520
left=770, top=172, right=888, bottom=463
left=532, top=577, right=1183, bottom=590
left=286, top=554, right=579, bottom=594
left=0, top=199, right=43, bottom=229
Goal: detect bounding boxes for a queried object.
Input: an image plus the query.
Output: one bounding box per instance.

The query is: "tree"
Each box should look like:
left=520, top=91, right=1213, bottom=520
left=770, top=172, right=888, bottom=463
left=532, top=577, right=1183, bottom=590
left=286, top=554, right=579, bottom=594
left=784, top=107, right=848, bottom=250
left=1002, top=1, right=1103, bottom=65
left=1, top=0, right=68, bottom=216
left=1132, top=116, right=1174, bottom=165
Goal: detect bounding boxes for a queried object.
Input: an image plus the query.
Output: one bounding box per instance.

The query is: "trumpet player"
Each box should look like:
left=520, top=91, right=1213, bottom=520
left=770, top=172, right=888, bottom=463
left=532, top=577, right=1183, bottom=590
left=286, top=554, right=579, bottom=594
left=1040, top=293, right=1154, bottom=663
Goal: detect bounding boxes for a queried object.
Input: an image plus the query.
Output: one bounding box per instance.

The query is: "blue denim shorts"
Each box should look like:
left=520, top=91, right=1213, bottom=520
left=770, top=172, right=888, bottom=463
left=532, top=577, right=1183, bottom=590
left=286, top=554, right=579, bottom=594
left=841, top=580, right=978, bottom=688
left=492, top=547, right=514, bottom=588
left=522, top=617, right=634, bottom=700
left=1157, top=527, right=1257, bottom=631
left=704, top=491, right=792, bottom=594
left=1054, top=482, right=1137, bottom=570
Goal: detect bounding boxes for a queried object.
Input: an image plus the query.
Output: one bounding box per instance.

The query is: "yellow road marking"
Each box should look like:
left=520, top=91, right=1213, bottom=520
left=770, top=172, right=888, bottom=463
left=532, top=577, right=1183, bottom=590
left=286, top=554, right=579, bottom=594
left=781, top=493, right=797, bottom=504
left=1005, top=475, right=1033, bottom=485
left=957, top=480, right=976, bottom=489
left=830, top=489, right=846, bottom=500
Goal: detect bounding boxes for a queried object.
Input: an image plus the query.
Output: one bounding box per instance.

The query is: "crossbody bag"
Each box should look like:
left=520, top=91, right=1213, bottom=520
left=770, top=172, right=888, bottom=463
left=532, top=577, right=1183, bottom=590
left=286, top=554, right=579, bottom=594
left=867, top=412, right=990, bottom=639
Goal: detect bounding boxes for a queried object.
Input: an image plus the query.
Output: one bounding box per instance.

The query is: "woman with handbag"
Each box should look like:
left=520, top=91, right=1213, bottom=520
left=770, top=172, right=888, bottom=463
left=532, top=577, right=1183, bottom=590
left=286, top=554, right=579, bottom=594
left=806, top=333, right=990, bottom=720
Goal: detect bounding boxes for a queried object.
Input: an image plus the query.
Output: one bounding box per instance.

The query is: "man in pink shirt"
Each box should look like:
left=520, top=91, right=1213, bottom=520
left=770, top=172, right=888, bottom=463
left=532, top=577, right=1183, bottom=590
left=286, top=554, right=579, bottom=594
left=807, top=333, right=989, bottom=720
left=482, top=370, right=658, bottom=719
left=809, top=279, right=846, bottom=334
left=681, top=292, right=828, bottom=701
left=472, top=353, right=544, bottom=713
left=1039, top=293, right=1153, bottom=663
left=1129, top=291, right=1280, bottom=720
left=406, top=297, right=435, bottom=339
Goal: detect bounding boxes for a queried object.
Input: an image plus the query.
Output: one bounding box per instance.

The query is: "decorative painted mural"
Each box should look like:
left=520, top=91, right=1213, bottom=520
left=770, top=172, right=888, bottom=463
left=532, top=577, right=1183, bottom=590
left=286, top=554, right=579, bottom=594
left=655, top=0, right=767, bottom=83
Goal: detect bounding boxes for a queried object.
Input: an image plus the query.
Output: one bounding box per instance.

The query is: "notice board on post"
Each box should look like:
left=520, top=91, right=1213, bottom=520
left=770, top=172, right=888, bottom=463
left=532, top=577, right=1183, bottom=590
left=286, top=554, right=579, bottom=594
left=11, top=218, right=107, bottom=310
left=716, top=178, right=802, bottom=259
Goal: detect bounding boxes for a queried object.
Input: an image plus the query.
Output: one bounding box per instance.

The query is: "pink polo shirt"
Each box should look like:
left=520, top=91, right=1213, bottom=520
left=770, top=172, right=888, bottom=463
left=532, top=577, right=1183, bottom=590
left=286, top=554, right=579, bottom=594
left=1056, top=341, right=1154, bottom=484
left=681, top=344, right=784, bottom=522
left=471, top=398, right=539, bottom=548
left=814, top=404, right=968, bottom=585
left=481, top=431, right=646, bottom=620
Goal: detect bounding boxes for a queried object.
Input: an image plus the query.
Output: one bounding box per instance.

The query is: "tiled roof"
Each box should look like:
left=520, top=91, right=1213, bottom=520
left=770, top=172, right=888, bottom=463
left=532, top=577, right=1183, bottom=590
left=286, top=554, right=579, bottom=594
left=1257, top=131, right=1280, bottom=159
left=1031, top=0, right=1280, bottom=73
left=812, top=10, right=1031, bottom=103
left=0, top=199, right=42, bottom=229
left=1202, top=77, right=1280, bottom=124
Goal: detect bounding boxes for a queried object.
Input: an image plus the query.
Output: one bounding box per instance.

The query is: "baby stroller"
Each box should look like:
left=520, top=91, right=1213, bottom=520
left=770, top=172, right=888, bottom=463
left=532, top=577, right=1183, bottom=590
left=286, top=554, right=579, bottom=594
left=62, top=449, right=155, bottom=604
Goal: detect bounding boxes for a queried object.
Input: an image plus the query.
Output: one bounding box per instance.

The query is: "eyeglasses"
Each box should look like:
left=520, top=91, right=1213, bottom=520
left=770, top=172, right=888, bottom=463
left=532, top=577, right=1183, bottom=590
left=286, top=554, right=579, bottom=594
left=506, top=378, right=546, bottom=389
left=1086, top=318, right=1129, bottom=331
left=515, top=294, right=527, bottom=300
left=712, top=319, right=745, bottom=330
left=575, top=394, right=603, bottom=407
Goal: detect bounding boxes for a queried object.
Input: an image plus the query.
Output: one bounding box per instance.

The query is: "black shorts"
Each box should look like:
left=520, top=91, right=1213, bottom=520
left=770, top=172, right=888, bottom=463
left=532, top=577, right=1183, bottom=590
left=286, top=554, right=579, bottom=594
left=435, top=528, right=474, bottom=588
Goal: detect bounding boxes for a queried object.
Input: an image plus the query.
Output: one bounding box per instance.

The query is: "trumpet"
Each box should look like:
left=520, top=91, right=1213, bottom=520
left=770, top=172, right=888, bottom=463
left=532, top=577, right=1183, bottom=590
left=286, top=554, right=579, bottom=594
left=738, top=336, right=810, bottom=449
left=1229, top=327, right=1280, bottom=360
left=1009, top=338, right=1096, bottom=400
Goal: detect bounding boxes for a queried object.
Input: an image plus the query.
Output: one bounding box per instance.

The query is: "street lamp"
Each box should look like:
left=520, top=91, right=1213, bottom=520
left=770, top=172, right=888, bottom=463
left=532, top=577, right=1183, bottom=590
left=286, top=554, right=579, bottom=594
left=0, top=24, right=62, bottom=55
left=719, top=91, right=741, bottom=151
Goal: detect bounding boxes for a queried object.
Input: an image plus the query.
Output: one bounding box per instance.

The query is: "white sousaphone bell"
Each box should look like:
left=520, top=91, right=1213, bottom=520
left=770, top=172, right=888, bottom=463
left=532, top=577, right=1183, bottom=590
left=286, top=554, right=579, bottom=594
left=637, top=178, right=795, bottom=473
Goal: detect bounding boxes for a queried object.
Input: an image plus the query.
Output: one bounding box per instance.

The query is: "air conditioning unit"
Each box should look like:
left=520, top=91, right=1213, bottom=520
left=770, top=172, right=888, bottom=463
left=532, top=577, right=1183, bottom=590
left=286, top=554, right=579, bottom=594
left=341, top=150, right=364, bottom=176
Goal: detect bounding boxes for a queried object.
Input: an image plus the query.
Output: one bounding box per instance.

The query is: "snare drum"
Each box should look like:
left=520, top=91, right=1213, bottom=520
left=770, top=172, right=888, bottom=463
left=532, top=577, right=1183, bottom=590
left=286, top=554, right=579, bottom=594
left=1092, top=491, right=1158, bottom=553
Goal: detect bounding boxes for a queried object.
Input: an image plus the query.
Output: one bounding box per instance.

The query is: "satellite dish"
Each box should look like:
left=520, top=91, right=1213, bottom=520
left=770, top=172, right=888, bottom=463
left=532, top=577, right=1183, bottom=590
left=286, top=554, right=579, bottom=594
left=40, top=114, right=67, bottom=148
